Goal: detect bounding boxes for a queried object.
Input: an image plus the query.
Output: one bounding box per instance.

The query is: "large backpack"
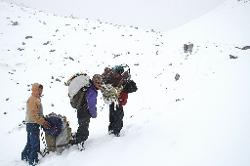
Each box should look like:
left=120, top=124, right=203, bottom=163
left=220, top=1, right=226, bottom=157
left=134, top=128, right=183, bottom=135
left=123, top=79, right=138, bottom=93
left=66, top=73, right=91, bottom=109
left=101, top=64, right=137, bottom=104
left=102, top=65, right=131, bottom=88
left=43, top=113, right=72, bottom=154
left=100, top=84, right=123, bottom=104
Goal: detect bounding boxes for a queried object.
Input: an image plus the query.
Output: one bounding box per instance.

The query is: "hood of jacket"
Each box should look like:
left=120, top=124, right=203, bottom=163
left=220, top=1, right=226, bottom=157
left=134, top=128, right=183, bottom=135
left=31, top=83, right=42, bottom=98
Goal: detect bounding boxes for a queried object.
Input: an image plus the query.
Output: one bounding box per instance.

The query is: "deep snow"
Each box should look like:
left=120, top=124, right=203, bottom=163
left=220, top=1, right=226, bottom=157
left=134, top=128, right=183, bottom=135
left=0, top=0, right=250, bottom=166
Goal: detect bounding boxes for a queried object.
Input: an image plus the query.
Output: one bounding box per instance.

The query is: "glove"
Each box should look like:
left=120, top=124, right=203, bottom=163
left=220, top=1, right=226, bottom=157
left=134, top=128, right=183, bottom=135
left=42, top=120, right=51, bottom=129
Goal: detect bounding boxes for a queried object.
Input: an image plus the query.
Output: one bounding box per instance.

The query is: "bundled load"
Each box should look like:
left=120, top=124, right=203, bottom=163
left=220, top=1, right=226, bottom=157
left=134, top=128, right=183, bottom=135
left=42, top=113, right=72, bottom=154
left=102, top=65, right=130, bottom=87
left=100, top=64, right=137, bottom=104
left=65, top=72, right=91, bottom=109
left=101, top=84, right=123, bottom=104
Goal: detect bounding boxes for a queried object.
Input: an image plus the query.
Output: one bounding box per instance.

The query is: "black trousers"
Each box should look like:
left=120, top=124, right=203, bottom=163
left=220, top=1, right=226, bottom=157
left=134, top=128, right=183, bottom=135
left=108, top=103, right=124, bottom=135
left=76, top=107, right=91, bottom=144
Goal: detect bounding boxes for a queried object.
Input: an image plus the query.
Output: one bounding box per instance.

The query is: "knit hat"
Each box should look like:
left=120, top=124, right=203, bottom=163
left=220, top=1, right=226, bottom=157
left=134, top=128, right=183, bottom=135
left=112, top=65, right=124, bottom=75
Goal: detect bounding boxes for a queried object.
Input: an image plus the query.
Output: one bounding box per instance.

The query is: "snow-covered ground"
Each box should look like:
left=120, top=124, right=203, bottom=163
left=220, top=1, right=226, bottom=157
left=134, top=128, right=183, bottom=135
left=0, top=0, right=250, bottom=165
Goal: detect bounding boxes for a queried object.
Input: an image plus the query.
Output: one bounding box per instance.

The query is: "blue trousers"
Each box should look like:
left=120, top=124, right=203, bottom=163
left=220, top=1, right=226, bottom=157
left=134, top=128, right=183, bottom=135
left=21, top=123, right=40, bottom=165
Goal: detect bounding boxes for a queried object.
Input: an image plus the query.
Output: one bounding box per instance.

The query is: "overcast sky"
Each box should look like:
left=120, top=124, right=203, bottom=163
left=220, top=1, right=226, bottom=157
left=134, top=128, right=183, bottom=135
left=4, top=0, right=225, bottom=32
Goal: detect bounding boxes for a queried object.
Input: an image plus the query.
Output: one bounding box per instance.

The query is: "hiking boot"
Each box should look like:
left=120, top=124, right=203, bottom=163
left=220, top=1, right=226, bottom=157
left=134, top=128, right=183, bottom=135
left=21, top=155, right=28, bottom=162
left=77, top=142, right=85, bottom=151
left=21, top=152, right=29, bottom=162
left=114, top=132, right=120, bottom=137
left=29, top=159, right=39, bottom=166
left=69, top=139, right=77, bottom=145
left=108, top=130, right=114, bottom=135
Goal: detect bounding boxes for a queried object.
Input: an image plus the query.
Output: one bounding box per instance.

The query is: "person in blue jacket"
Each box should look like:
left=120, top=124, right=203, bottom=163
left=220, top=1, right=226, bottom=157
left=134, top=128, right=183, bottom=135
left=70, top=74, right=102, bottom=151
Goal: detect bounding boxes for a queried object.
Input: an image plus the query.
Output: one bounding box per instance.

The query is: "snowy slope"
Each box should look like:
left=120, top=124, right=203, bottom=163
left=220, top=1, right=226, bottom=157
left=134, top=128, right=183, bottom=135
left=0, top=0, right=250, bottom=166
left=1, top=0, right=225, bottom=31
left=167, top=0, right=250, bottom=44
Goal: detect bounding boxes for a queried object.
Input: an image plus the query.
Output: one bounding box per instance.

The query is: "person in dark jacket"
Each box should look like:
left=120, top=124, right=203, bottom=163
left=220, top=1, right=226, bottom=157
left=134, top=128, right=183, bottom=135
left=102, top=65, right=129, bottom=137
left=70, top=74, right=102, bottom=151
left=21, top=83, right=51, bottom=166
left=101, top=65, right=138, bottom=137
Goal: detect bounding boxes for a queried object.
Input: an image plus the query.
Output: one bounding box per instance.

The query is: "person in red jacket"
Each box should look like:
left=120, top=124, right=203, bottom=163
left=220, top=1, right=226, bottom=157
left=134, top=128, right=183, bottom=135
left=102, top=65, right=137, bottom=137
left=106, top=65, right=129, bottom=137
